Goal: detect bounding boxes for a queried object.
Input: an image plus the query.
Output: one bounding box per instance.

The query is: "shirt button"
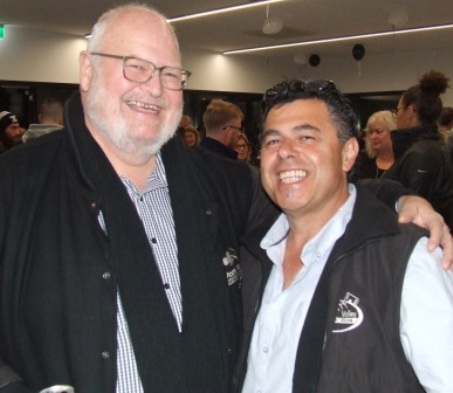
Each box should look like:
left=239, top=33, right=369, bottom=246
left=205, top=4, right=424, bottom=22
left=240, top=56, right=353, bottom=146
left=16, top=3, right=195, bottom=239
left=227, top=347, right=232, bottom=354
left=205, top=208, right=213, bottom=216
left=89, top=201, right=97, bottom=209
left=263, top=347, right=269, bottom=353
left=102, top=272, right=111, bottom=280
left=101, top=351, right=110, bottom=359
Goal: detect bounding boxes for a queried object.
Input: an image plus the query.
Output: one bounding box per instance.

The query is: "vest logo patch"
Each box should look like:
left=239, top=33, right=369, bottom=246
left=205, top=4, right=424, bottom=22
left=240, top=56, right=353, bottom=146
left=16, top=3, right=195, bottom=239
left=223, top=247, right=241, bottom=286
left=332, top=292, right=363, bottom=333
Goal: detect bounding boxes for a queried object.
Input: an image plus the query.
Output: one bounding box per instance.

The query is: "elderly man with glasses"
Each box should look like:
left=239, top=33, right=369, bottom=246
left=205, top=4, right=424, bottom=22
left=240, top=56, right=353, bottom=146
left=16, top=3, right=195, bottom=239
left=0, top=5, right=263, bottom=393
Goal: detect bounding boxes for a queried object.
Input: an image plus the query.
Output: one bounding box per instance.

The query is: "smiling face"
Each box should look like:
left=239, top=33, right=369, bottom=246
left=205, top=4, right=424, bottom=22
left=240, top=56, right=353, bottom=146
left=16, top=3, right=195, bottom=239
left=184, top=129, right=197, bottom=146
left=260, top=99, right=358, bottom=223
left=79, top=8, right=183, bottom=160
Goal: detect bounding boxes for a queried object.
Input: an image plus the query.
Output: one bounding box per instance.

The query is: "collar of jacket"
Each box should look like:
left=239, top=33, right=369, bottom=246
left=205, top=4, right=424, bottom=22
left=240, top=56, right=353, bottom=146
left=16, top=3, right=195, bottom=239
left=240, top=183, right=406, bottom=267
left=391, top=124, right=441, bottom=159
left=200, top=136, right=238, bottom=160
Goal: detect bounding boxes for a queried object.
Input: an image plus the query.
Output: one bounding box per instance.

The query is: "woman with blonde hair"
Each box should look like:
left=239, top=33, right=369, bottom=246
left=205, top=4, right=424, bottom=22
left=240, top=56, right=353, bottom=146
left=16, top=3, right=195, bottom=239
left=183, top=125, right=201, bottom=147
left=358, top=110, right=396, bottom=179
left=234, top=133, right=253, bottom=163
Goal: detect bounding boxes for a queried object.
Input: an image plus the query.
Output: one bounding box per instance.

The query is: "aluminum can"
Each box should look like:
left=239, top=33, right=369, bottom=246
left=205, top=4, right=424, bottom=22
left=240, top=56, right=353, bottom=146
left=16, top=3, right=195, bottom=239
left=39, top=386, right=74, bottom=393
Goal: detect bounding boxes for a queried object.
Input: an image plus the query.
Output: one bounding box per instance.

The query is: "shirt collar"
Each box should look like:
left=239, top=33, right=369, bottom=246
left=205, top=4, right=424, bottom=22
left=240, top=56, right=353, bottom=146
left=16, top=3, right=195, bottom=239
left=261, top=184, right=357, bottom=267
left=120, top=152, right=168, bottom=195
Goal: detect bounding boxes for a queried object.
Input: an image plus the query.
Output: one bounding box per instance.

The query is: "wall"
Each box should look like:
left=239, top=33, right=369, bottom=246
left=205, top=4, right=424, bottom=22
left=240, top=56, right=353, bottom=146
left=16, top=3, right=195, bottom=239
left=1, top=27, right=452, bottom=106
left=0, top=27, right=86, bottom=84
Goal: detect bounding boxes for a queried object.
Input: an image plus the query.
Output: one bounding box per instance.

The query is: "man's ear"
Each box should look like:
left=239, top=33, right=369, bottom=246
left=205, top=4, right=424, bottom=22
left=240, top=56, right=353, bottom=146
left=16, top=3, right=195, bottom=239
left=79, top=51, right=93, bottom=92
left=342, top=137, right=359, bottom=172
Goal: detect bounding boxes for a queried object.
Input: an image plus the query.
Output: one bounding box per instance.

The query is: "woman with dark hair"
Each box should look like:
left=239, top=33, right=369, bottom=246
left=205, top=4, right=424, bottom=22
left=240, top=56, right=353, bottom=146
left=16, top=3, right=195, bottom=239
left=383, top=70, right=453, bottom=229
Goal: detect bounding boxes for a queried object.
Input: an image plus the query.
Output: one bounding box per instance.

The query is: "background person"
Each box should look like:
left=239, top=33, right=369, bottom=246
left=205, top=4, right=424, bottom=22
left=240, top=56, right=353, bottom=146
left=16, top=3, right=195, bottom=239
left=357, top=110, right=395, bottom=179
left=176, top=114, right=192, bottom=138
left=383, top=69, right=453, bottom=230
left=183, top=125, right=200, bottom=147
left=234, top=133, right=253, bottom=163
left=0, top=111, right=23, bottom=152
left=22, top=97, right=64, bottom=143
left=438, top=106, right=453, bottom=161
left=199, top=98, right=243, bottom=160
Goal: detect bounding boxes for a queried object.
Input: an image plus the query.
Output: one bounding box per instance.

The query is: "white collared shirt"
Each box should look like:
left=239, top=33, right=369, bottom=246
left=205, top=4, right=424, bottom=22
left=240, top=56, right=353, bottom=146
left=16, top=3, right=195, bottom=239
left=242, top=184, right=453, bottom=393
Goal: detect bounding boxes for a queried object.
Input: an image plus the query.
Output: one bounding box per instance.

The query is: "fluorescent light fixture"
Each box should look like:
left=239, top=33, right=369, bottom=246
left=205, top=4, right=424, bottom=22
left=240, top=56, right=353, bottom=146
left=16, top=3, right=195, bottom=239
left=223, top=22, right=453, bottom=55
left=167, top=0, right=288, bottom=23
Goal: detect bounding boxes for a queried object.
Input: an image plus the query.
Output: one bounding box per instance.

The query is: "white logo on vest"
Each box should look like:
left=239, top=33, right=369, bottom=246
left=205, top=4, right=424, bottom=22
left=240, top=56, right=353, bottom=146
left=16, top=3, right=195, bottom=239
left=222, top=247, right=241, bottom=286
left=332, top=292, right=364, bottom=333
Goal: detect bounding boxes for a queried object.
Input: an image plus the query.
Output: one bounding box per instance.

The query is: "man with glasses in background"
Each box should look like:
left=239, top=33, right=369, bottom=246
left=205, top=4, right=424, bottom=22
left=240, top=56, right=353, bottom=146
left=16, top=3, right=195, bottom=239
left=200, top=98, right=244, bottom=159
left=0, top=4, right=452, bottom=393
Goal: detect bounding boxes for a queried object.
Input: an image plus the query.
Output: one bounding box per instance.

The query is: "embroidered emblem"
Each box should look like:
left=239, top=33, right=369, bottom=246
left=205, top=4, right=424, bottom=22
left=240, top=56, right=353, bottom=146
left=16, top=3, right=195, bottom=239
left=222, top=248, right=238, bottom=266
left=332, top=292, right=364, bottom=333
left=222, top=248, right=241, bottom=286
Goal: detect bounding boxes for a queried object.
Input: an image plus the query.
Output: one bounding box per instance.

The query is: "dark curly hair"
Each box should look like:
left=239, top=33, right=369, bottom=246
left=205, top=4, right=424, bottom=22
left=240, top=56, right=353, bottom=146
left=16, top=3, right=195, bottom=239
left=400, top=70, right=450, bottom=125
left=260, top=79, right=358, bottom=145
left=259, top=79, right=359, bottom=181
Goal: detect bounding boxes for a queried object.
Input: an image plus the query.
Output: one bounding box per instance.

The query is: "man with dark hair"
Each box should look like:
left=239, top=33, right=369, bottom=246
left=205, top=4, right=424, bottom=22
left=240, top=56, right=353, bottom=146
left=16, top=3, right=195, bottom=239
left=234, top=80, right=453, bottom=393
left=0, top=111, right=23, bottom=152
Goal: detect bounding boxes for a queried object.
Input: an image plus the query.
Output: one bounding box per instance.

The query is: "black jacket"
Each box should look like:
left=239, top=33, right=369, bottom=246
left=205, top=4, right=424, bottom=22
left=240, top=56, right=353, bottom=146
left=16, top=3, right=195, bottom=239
left=383, top=124, right=453, bottom=228
left=199, top=136, right=238, bottom=160
left=0, top=93, right=276, bottom=393
left=233, top=185, right=426, bottom=393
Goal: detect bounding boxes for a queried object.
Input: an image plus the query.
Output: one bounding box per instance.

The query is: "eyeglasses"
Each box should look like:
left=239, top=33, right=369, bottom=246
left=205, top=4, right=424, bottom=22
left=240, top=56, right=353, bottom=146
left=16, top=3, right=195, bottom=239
left=222, top=125, right=243, bottom=132
left=235, top=143, right=249, bottom=150
left=89, top=52, right=192, bottom=91
left=264, top=80, right=336, bottom=99
left=261, top=80, right=337, bottom=113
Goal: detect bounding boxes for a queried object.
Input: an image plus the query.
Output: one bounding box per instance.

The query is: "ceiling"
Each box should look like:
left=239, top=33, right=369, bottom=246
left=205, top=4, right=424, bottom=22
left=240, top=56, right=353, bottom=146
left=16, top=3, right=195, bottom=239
left=1, top=0, right=453, bottom=61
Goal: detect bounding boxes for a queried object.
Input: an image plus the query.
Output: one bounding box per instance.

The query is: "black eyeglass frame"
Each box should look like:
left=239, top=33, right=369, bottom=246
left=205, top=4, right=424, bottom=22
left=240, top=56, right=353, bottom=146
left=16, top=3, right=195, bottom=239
left=89, top=52, right=192, bottom=91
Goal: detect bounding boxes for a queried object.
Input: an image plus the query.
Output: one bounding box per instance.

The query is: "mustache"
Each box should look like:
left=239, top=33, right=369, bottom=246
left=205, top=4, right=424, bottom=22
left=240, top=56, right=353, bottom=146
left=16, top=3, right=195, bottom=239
left=123, top=93, right=167, bottom=109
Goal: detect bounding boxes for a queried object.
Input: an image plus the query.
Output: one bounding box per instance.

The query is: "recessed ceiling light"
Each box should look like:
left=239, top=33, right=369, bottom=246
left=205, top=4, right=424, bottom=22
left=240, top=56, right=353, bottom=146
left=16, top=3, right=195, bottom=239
left=167, top=0, right=288, bottom=23
left=223, top=23, right=453, bottom=55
